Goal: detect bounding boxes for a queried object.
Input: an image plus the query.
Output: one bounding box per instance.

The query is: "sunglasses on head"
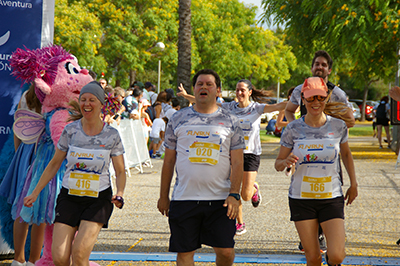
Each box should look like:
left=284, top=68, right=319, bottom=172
left=303, top=95, right=327, bottom=103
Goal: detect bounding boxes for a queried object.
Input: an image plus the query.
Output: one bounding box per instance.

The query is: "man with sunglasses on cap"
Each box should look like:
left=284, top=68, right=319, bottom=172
left=284, top=50, right=355, bottom=254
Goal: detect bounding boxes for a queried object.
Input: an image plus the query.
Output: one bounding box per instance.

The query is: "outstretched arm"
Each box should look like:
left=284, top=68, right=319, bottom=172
left=24, top=148, right=67, bottom=207
left=177, top=83, right=195, bottom=104
left=263, top=101, right=286, bottom=114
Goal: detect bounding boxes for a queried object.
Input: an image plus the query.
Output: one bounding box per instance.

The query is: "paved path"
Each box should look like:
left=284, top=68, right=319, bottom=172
left=2, top=136, right=400, bottom=265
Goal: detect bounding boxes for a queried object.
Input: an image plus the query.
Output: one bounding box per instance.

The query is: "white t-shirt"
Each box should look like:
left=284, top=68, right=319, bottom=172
left=165, top=108, right=177, bottom=120
left=150, top=118, right=166, bottom=138
left=280, top=116, right=347, bottom=200
left=57, top=120, right=124, bottom=196
left=290, top=83, right=351, bottom=108
left=164, top=106, right=245, bottom=201
left=221, top=101, right=265, bottom=155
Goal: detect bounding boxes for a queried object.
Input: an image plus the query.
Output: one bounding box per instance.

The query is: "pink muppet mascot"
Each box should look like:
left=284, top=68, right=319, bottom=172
left=9, top=45, right=93, bottom=265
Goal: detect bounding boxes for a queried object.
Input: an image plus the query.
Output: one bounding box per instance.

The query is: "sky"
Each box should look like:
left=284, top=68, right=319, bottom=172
left=239, top=0, right=271, bottom=29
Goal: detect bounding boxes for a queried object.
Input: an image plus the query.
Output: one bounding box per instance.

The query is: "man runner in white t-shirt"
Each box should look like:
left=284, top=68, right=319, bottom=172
left=157, top=69, right=245, bottom=266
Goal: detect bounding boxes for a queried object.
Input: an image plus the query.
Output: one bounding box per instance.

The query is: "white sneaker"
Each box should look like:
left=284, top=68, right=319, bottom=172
left=11, top=261, right=26, bottom=266
left=27, top=262, right=35, bottom=266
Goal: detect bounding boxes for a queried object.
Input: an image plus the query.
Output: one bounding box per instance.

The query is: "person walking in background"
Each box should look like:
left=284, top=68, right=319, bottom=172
left=275, top=77, right=357, bottom=266
left=373, top=96, right=391, bottom=149
left=157, top=69, right=244, bottom=266
left=177, top=79, right=286, bottom=235
left=24, top=81, right=126, bottom=266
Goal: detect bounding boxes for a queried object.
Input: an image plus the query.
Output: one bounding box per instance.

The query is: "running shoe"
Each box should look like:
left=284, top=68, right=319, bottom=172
left=298, top=241, right=304, bottom=252
left=297, top=235, right=326, bottom=253
left=324, top=252, right=341, bottom=266
left=251, top=182, right=262, bottom=207
left=319, top=234, right=327, bottom=253
left=235, top=223, right=247, bottom=235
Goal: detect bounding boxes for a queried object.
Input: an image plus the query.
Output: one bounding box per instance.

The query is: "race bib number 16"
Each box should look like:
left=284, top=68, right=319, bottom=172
left=188, top=142, right=220, bottom=165
left=68, top=172, right=100, bottom=198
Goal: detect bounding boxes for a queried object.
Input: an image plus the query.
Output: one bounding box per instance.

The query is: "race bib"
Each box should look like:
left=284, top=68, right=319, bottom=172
left=68, top=172, right=100, bottom=198
left=188, top=142, right=220, bottom=165
left=300, top=176, right=333, bottom=199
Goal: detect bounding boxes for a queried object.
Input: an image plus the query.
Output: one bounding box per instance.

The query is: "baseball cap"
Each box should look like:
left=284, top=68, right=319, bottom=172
left=144, top=82, right=153, bottom=88
left=301, top=77, right=328, bottom=98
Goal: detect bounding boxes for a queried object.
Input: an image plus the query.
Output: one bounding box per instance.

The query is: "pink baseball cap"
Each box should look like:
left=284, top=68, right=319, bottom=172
left=301, top=77, right=328, bottom=98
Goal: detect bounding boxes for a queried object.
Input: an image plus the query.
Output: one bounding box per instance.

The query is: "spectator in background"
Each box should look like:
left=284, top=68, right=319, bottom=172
left=217, top=91, right=225, bottom=104
left=149, top=116, right=168, bottom=158
left=154, top=91, right=172, bottom=119
left=133, top=81, right=150, bottom=102
left=373, top=96, right=391, bottom=149
left=266, top=114, right=277, bottom=135
left=124, top=88, right=143, bottom=120
left=99, top=78, right=107, bottom=89
left=140, top=99, right=153, bottom=144
left=104, top=85, right=114, bottom=97
left=165, top=97, right=181, bottom=120
left=145, top=82, right=158, bottom=105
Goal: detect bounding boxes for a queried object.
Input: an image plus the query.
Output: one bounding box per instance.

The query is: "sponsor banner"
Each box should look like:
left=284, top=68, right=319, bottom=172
left=0, top=0, right=54, bottom=152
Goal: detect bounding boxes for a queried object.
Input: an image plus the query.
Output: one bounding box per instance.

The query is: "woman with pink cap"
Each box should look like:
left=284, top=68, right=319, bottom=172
left=275, top=77, right=358, bottom=266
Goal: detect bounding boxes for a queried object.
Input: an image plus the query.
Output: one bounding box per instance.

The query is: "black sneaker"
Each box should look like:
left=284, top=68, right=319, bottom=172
left=324, top=252, right=341, bottom=266
left=298, top=241, right=304, bottom=252
left=319, top=234, right=327, bottom=253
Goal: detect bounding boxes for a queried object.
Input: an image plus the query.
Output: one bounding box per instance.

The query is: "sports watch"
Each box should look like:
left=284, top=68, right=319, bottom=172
left=228, top=193, right=241, bottom=201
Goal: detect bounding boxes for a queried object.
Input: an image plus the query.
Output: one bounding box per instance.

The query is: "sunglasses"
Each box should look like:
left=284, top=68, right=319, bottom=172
left=303, top=95, right=327, bottom=103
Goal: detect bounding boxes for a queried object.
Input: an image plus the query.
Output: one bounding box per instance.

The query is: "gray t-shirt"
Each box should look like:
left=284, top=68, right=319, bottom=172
left=164, top=106, right=245, bottom=201
left=221, top=101, right=265, bottom=155
left=280, top=116, right=347, bottom=199
left=290, top=83, right=351, bottom=107
left=58, top=120, right=124, bottom=193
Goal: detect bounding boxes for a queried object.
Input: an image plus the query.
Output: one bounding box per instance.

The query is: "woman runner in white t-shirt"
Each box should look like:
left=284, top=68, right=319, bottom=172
left=275, top=77, right=358, bottom=266
left=24, top=81, right=126, bottom=266
left=178, top=80, right=286, bottom=235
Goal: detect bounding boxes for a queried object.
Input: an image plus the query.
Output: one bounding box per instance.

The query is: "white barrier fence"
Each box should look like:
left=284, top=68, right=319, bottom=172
left=109, top=119, right=152, bottom=176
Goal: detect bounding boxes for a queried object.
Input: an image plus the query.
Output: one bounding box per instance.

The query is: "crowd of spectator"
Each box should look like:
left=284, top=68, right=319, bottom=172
left=98, top=78, right=181, bottom=158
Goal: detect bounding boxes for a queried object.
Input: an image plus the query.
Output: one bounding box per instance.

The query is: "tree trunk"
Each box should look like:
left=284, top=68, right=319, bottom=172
left=177, top=0, right=192, bottom=104
left=361, top=85, right=369, bottom=121
left=129, top=69, right=136, bottom=88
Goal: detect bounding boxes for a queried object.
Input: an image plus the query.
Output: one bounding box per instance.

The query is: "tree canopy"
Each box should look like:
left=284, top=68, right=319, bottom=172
left=261, top=0, right=400, bottom=119
left=54, top=0, right=296, bottom=90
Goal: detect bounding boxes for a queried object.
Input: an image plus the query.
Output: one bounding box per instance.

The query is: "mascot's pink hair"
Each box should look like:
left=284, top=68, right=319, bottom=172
left=9, top=45, right=73, bottom=103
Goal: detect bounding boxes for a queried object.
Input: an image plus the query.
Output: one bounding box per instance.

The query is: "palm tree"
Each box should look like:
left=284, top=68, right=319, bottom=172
left=177, top=0, right=192, bottom=97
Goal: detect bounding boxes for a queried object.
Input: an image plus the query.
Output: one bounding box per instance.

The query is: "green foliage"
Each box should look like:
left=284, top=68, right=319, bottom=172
left=54, top=0, right=297, bottom=90
left=261, top=0, right=400, bottom=86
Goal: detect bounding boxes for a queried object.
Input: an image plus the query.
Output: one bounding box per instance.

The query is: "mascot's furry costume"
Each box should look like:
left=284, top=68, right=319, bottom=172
left=0, top=44, right=93, bottom=265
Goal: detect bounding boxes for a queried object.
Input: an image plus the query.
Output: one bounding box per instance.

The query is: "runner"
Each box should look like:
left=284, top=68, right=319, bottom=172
left=178, top=79, right=285, bottom=235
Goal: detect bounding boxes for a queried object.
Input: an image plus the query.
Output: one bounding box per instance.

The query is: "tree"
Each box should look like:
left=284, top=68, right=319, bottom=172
left=191, top=0, right=297, bottom=89
left=177, top=0, right=192, bottom=95
left=261, top=0, right=400, bottom=120
left=80, top=0, right=178, bottom=88
left=54, top=0, right=106, bottom=75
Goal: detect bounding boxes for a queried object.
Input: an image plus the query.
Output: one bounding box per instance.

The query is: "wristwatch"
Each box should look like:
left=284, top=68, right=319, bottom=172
left=228, top=193, right=241, bottom=201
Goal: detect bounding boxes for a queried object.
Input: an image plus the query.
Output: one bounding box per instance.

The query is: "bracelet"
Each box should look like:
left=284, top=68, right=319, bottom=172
left=115, top=196, right=124, bottom=209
